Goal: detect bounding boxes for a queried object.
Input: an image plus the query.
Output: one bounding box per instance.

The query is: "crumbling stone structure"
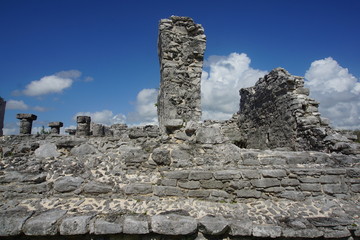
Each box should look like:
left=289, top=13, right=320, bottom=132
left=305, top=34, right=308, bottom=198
left=76, top=116, right=91, bottom=136
left=238, top=68, right=359, bottom=154
left=157, top=16, right=206, bottom=133
left=0, top=97, right=5, bottom=136
left=65, top=128, right=76, bottom=135
left=16, top=113, right=37, bottom=134
left=48, top=121, right=63, bottom=134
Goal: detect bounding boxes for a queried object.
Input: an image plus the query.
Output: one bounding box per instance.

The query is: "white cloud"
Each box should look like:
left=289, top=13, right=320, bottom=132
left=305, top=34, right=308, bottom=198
left=13, top=70, right=89, bottom=97
left=6, top=100, right=29, bottom=110
left=305, top=57, right=360, bottom=129
left=201, top=52, right=267, bottom=120
left=127, top=88, right=158, bottom=126
left=74, top=110, right=126, bottom=126
left=32, top=106, right=47, bottom=112
left=3, top=122, right=19, bottom=135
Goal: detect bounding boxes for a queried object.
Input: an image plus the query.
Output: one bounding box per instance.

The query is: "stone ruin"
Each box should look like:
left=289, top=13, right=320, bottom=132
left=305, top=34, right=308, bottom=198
left=0, top=16, right=360, bottom=240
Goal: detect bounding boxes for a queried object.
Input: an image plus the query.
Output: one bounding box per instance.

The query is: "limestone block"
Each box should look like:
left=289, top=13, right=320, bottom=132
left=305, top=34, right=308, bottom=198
left=252, top=225, right=282, bottom=238
left=59, top=215, right=92, bottom=235
left=151, top=214, right=197, bottom=235
left=213, top=170, right=241, bottom=180
left=178, top=180, right=200, bottom=189
left=198, top=215, right=229, bottom=235
left=54, top=176, right=84, bottom=193
left=124, top=183, right=153, bottom=195
left=154, top=186, right=183, bottom=196
left=23, top=209, right=67, bottom=236
left=83, top=181, right=112, bottom=194
left=251, top=178, right=281, bottom=188
left=152, top=147, right=171, bottom=165
left=229, top=220, right=253, bottom=236
left=90, top=218, right=122, bottom=235
left=261, top=169, right=287, bottom=178
left=195, top=126, right=225, bottom=144
left=235, top=190, right=261, bottom=198
left=34, top=143, right=60, bottom=158
left=70, top=143, right=96, bottom=156
left=188, top=190, right=211, bottom=198
left=122, top=215, right=149, bottom=234
left=164, top=170, right=190, bottom=179
left=0, top=209, right=33, bottom=236
left=189, top=171, right=212, bottom=180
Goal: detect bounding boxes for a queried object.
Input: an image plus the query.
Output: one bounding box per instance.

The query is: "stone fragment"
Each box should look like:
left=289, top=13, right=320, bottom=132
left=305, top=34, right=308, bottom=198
left=152, top=147, right=171, bottom=165
left=229, top=220, right=253, bottom=236
left=16, top=113, right=37, bottom=134
left=122, top=215, right=149, bottom=234
left=48, top=121, right=63, bottom=134
left=151, top=214, right=197, bottom=235
left=196, top=126, right=225, bottom=144
left=164, top=119, right=184, bottom=132
left=83, top=181, right=112, bottom=194
left=252, top=224, right=282, bottom=238
left=200, top=180, right=223, bottom=189
left=198, top=215, right=228, bottom=235
left=54, top=176, right=84, bottom=193
left=59, top=215, right=92, bottom=235
left=34, top=143, right=60, bottom=158
left=0, top=209, right=33, bottom=236
left=70, top=143, right=96, bottom=156
left=124, top=183, right=153, bottom=195
left=23, top=209, right=67, bottom=236
left=90, top=219, right=122, bottom=235
left=300, top=183, right=322, bottom=192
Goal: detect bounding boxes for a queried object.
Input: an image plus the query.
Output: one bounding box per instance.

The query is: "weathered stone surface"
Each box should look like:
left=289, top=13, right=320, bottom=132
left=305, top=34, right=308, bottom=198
left=54, top=176, right=83, bottom=193
left=76, top=116, right=91, bottom=136
left=70, top=143, right=96, bottom=156
left=198, top=215, right=228, bottom=235
left=282, top=228, right=324, bottom=238
left=23, top=209, right=67, bottom=236
left=157, top=16, right=206, bottom=133
left=252, top=224, right=282, bottom=238
left=122, top=215, right=149, bottom=234
left=213, top=170, right=241, bottom=180
left=48, top=121, right=63, bottom=134
left=251, top=178, right=281, bottom=188
left=151, top=214, right=197, bottom=235
left=178, top=180, right=200, bottom=189
left=83, top=181, right=112, bottom=194
left=0, top=209, right=33, bottom=236
left=236, top=189, right=262, bottom=198
left=59, top=215, right=92, bottom=235
left=261, top=169, right=287, bottom=178
left=90, top=218, right=122, bottom=235
left=124, top=183, right=153, bottom=195
left=196, top=126, right=225, bottom=144
left=152, top=147, right=171, bottom=165
left=189, top=171, right=212, bottom=180
left=229, top=220, right=253, bottom=236
left=154, top=186, right=183, bottom=196
left=34, top=143, right=60, bottom=158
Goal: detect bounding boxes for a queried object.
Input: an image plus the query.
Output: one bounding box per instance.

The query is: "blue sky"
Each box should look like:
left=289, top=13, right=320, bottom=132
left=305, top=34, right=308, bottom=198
left=1, top=0, right=360, bottom=134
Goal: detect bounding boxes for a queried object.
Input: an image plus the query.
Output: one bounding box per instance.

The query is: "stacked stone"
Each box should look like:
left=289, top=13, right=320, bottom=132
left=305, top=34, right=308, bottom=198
left=76, top=116, right=91, bottom=136
left=237, top=68, right=356, bottom=152
left=48, top=122, right=63, bottom=134
left=16, top=113, right=37, bottom=134
left=92, top=123, right=104, bottom=137
left=65, top=129, right=76, bottom=135
left=0, top=97, right=5, bottom=136
left=157, top=16, right=206, bottom=133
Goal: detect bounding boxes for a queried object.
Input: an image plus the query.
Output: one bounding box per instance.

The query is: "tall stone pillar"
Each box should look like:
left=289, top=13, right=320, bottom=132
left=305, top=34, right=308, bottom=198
left=16, top=113, right=37, bottom=134
left=157, top=16, right=206, bottom=133
left=76, top=116, right=91, bottom=136
left=48, top=122, right=63, bottom=134
left=0, top=97, right=5, bottom=136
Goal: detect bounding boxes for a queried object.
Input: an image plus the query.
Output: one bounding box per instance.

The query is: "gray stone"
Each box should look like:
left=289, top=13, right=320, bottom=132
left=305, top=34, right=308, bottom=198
left=318, top=175, right=341, bottom=183
left=124, top=183, right=153, bottom=195
left=323, top=184, right=348, bottom=194
left=123, top=215, right=149, bottom=234
left=323, top=228, right=351, bottom=238
left=154, top=186, right=183, bottom=196
left=229, top=220, right=253, bottom=236
left=307, top=217, right=352, bottom=227
left=23, top=209, right=67, bottom=236
left=164, top=119, right=184, bottom=132
left=59, top=215, right=92, bottom=235
left=164, top=170, right=189, bottom=179
left=189, top=171, right=212, bottom=180
left=300, top=183, right=322, bottom=192
left=282, top=228, right=324, bottom=238
left=152, top=148, right=171, bottom=165
left=0, top=209, right=33, bottom=236
left=70, top=143, right=96, bottom=156
left=279, top=191, right=305, bottom=201
left=200, top=180, right=223, bottom=189
left=34, top=143, right=60, bottom=158
left=351, top=184, right=360, bottom=193
left=16, top=113, right=37, bottom=134
left=178, top=180, right=200, bottom=189
left=198, top=215, right=228, bottom=235
left=54, top=176, right=83, bottom=193
left=151, top=214, right=197, bottom=235
left=252, top=224, right=282, bottom=238
left=281, top=178, right=300, bottom=186
left=213, top=170, right=241, bottom=180
left=83, top=181, right=112, bottom=194
left=196, top=126, right=225, bottom=144
left=251, top=178, right=281, bottom=188
left=76, top=116, right=91, bottom=136
left=90, top=219, right=122, bottom=235
left=241, top=169, right=260, bottom=179
left=236, top=189, right=261, bottom=198
left=48, top=121, right=63, bottom=134
left=261, top=169, right=287, bottom=178
left=188, top=190, right=211, bottom=198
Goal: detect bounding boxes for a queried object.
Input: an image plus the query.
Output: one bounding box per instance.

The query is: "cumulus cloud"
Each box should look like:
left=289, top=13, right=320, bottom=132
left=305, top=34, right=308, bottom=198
left=305, top=57, right=360, bottom=129
left=6, top=100, right=29, bottom=110
left=201, top=53, right=267, bottom=120
left=127, top=88, right=158, bottom=125
left=13, top=70, right=92, bottom=97
left=74, top=110, right=126, bottom=126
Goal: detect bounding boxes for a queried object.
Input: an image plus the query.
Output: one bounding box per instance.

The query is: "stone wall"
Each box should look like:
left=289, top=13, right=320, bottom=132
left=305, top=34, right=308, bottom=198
left=0, top=97, right=5, bottom=136
left=238, top=68, right=360, bottom=154
left=157, top=16, right=206, bottom=133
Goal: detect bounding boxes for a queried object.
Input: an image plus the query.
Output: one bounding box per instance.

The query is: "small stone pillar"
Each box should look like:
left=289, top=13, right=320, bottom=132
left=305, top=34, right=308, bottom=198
left=0, top=97, right=6, bottom=136
left=48, top=121, right=63, bottom=134
left=16, top=113, right=37, bottom=134
left=92, top=123, right=104, bottom=137
left=76, top=116, right=91, bottom=136
left=65, top=129, right=76, bottom=135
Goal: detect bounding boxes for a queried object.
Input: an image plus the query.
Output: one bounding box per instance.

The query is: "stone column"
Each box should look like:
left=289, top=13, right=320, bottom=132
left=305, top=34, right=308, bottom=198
left=48, top=122, right=63, bottom=134
left=92, top=123, right=104, bottom=137
left=157, top=16, right=206, bottom=133
left=16, top=113, right=37, bottom=134
left=76, top=116, right=91, bottom=136
left=0, top=97, right=6, bottom=136
left=65, top=129, right=76, bottom=135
